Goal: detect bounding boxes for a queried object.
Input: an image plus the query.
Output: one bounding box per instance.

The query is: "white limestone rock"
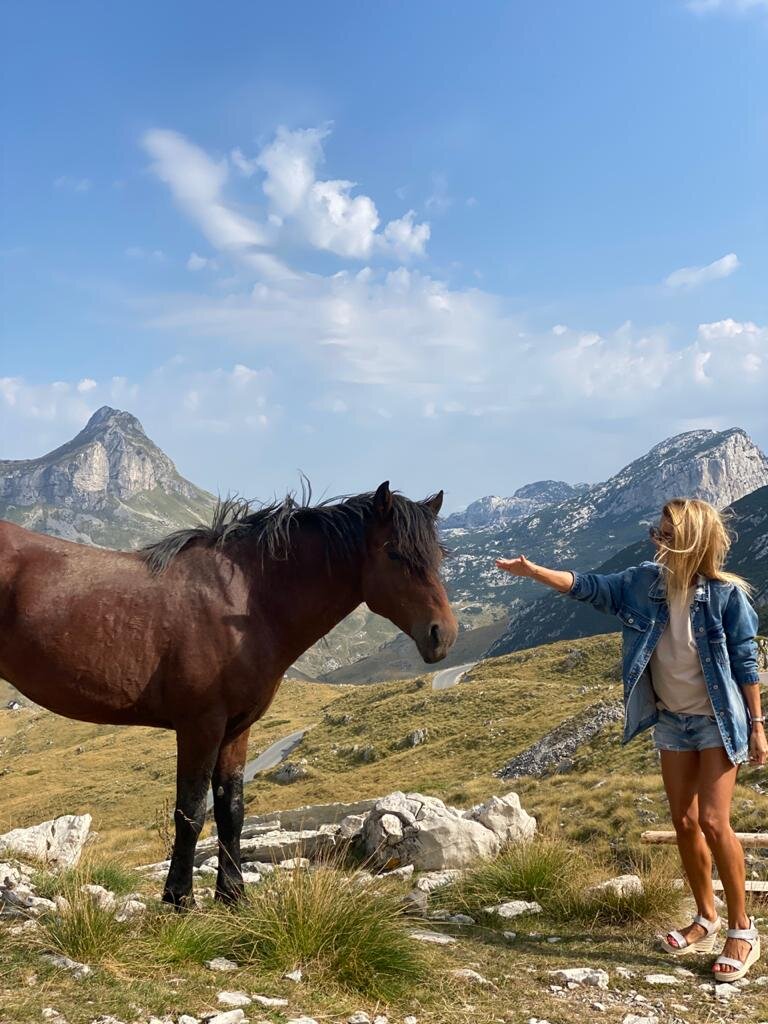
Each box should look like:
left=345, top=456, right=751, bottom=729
left=204, top=957, right=239, bottom=972
left=0, top=815, right=92, bottom=869
left=465, top=792, right=536, bottom=843
left=216, top=992, right=252, bottom=1007
left=409, top=929, right=457, bottom=945
left=484, top=899, right=542, bottom=919
left=362, top=792, right=501, bottom=870
left=587, top=874, right=644, bottom=899
left=548, top=967, right=609, bottom=989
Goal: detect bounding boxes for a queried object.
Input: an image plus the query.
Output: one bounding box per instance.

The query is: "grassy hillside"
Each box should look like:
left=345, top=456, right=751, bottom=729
left=4, top=634, right=766, bottom=868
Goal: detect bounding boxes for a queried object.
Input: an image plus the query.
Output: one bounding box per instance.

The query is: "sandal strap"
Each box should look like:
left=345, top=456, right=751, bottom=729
left=666, top=929, right=688, bottom=948
left=726, top=918, right=757, bottom=942
left=715, top=955, right=745, bottom=970
left=693, top=913, right=720, bottom=934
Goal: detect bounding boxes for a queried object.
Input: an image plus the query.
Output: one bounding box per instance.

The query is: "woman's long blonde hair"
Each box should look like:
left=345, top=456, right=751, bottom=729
left=654, top=497, right=754, bottom=606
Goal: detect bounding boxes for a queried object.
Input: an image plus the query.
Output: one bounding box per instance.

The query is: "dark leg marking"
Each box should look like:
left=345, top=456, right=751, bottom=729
left=213, top=729, right=250, bottom=905
left=162, top=724, right=224, bottom=910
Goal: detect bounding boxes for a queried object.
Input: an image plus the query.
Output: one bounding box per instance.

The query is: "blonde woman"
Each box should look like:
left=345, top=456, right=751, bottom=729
left=496, top=498, right=767, bottom=981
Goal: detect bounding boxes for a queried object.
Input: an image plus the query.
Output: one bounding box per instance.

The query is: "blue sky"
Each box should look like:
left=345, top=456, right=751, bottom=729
left=2, top=0, right=767, bottom=512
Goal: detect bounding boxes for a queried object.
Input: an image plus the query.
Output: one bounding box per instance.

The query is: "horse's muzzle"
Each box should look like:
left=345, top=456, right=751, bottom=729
left=416, top=619, right=457, bottom=664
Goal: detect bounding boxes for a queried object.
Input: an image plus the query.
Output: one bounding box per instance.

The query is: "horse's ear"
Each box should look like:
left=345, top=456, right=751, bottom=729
left=373, top=481, right=393, bottom=521
left=424, top=490, right=444, bottom=516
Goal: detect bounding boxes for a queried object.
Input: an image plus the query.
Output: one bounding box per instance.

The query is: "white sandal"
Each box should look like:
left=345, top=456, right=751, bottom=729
left=712, top=916, right=761, bottom=982
left=659, top=913, right=721, bottom=955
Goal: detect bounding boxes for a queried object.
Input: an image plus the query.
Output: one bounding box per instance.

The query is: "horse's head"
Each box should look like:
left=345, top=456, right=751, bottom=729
left=361, top=481, right=458, bottom=664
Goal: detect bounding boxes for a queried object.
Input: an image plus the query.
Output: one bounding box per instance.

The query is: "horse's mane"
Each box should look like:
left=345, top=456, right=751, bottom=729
left=140, top=481, right=447, bottom=575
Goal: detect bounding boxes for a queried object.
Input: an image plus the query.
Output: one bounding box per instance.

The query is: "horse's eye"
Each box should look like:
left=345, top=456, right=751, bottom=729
left=387, top=550, right=402, bottom=562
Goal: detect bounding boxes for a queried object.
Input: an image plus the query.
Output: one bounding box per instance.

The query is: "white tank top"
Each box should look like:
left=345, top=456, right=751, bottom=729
left=650, top=585, right=714, bottom=716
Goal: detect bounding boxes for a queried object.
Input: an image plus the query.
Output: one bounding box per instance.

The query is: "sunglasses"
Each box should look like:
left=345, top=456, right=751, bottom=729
left=648, top=525, right=674, bottom=544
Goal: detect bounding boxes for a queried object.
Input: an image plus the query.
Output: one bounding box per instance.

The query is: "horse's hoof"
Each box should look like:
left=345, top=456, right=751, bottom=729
left=214, top=885, right=245, bottom=907
left=161, top=889, right=197, bottom=912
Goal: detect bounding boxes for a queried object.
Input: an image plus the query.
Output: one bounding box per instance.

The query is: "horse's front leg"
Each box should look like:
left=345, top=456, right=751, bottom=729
left=212, top=728, right=250, bottom=905
left=162, top=722, right=224, bottom=910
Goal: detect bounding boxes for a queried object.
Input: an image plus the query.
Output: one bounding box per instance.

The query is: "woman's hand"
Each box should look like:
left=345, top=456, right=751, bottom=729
left=495, top=555, right=537, bottom=577
left=748, top=724, right=768, bottom=767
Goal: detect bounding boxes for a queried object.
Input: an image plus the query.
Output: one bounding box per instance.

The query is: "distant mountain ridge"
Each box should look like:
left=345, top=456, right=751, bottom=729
left=442, top=428, right=768, bottom=609
left=443, top=480, right=590, bottom=530
left=0, top=406, right=215, bottom=548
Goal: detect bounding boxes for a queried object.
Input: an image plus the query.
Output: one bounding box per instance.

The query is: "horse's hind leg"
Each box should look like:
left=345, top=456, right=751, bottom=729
left=163, top=722, right=224, bottom=910
left=212, top=728, right=249, bottom=905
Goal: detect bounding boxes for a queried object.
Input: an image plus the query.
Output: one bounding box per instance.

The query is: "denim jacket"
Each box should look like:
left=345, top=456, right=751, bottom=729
left=566, top=560, right=761, bottom=764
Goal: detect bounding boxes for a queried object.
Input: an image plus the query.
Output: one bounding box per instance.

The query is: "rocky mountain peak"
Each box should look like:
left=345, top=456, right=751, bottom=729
left=443, top=480, right=586, bottom=531
left=0, top=408, right=214, bottom=548
left=83, top=405, right=146, bottom=434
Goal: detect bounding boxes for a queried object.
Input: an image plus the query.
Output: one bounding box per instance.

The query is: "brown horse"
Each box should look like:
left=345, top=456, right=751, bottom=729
left=0, top=481, right=457, bottom=906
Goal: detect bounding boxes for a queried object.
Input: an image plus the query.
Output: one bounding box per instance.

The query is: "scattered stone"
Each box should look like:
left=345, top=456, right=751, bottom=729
left=348, top=1014, right=371, bottom=1024
left=252, top=994, right=289, bottom=1008
left=621, top=1016, right=658, bottom=1024
left=503, top=931, right=517, bottom=941
left=415, top=869, right=462, bottom=893
left=404, top=1018, right=418, bottom=1024
left=204, top=957, right=239, bottom=973
left=286, top=1018, right=319, bottom=1024
left=644, top=973, right=679, bottom=986
left=714, top=982, right=739, bottom=1000
left=484, top=899, right=542, bottom=919
left=465, top=791, right=537, bottom=843
left=548, top=967, right=609, bottom=989
left=546, top=936, right=562, bottom=943
left=178, top=1017, right=200, bottom=1024
left=217, top=992, right=252, bottom=1008
left=41, top=1011, right=64, bottom=1021
left=273, top=759, right=310, bottom=783
left=284, top=967, right=303, bottom=982
left=409, top=928, right=457, bottom=945
left=401, top=889, right=428, bottom=916
left=42, top=954, right=92, bottom=980
left=450, top=967, right=496, bottom=988
left=114, top=897, right=146, bottom=922
left=241, top=870, right=262, bottom=884
left=587, top=874, right=643, bottom=899
left=202, top=1012, right=247, bottom=1024
left=400, top=728, right=428, bottom=748
left=448, top=913, right=475, bottom=925
left=383, top=864, right=414, bottom=880
left=80, top=884, right=116, bottom=911
left=279, top=857, right=310, bottom=870
left=0, top=815, right=92, bottom=869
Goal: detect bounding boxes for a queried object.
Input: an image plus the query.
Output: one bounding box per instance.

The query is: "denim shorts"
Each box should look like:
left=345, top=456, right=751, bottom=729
left=653, top=709, right=724, bottom=753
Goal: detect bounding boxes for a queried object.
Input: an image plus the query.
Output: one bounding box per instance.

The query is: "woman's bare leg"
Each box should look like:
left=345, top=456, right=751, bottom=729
left=696, top=747, right=750, bottom=975
left=659, top=750, right=718, bottom=945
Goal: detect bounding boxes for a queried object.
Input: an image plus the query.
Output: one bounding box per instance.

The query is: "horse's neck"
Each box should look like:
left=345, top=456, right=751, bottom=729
left=247, top=532, right=364, bottom=670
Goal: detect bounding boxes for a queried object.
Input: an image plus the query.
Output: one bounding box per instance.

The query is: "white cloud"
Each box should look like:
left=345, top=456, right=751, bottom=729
left=254, top=125, right=430, bottom=260
left=143, top=130, right=269, bottom=253
left=187, top=252, right=216, bottom=271
left=77, top=378, right=97, bottom=393
left=54, top=176, right=92, bottom=193
left=664, top=252, right=740, bottom=289
left=144, top=125, right=429, bottom=274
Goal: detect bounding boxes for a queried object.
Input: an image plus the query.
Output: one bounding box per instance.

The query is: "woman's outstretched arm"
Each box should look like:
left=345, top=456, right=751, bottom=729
left=495, top=555, right=574, bottom=593
left=495, top=555, right=634, bottom=617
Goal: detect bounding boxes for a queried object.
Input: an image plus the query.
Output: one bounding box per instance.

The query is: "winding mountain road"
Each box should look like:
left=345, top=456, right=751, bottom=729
left=205, top=727, right=308, bottom=811
left=432, top=661, right=476, bottom=690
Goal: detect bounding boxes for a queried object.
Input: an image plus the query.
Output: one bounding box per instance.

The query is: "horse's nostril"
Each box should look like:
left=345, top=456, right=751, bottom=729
left=430, top=623, right=441, bottom=645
